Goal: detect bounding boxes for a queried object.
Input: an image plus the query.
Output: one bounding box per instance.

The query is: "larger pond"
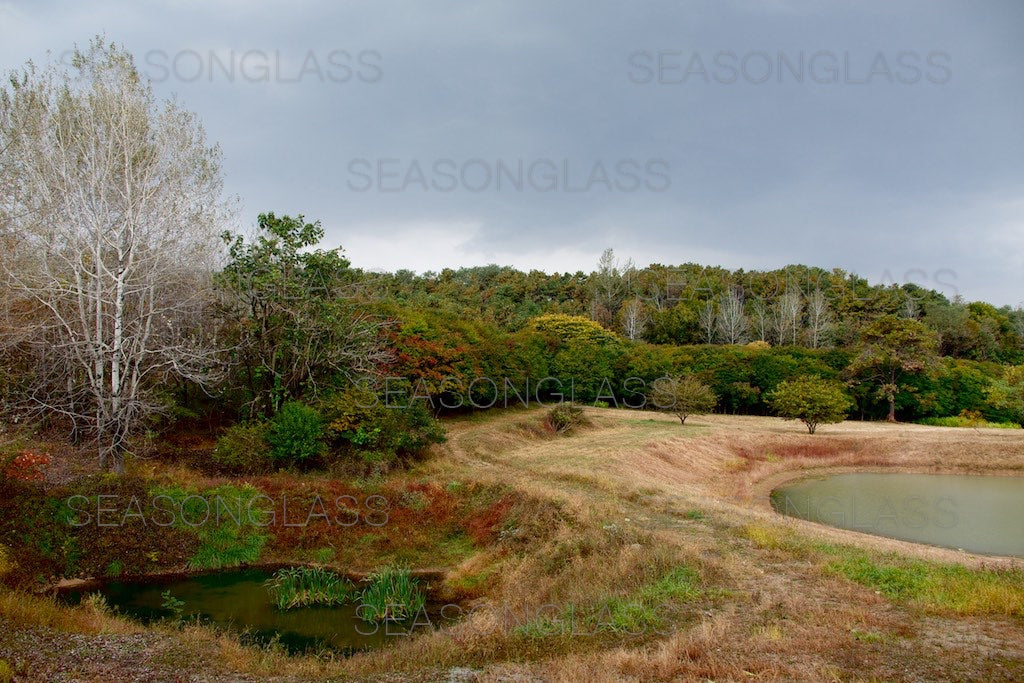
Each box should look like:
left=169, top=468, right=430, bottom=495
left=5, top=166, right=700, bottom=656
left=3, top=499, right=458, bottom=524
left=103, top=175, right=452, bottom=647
left=59, top=568, right=461, bottom=655
left=770, top=472, right=1024, bottom=557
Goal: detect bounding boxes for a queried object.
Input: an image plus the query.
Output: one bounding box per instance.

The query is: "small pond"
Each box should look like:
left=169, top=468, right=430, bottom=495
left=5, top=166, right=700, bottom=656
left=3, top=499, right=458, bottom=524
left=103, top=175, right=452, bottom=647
left=770, top=472, right=1024, bottom=557
left=58, top=568, right=462, bottom=655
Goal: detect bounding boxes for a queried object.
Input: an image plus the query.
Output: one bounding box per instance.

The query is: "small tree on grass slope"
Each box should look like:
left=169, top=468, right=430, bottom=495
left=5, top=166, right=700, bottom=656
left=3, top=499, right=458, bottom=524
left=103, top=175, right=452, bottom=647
left=769, top=375, right=852, bottom=434
left=650, top=375, right=718, bottom=425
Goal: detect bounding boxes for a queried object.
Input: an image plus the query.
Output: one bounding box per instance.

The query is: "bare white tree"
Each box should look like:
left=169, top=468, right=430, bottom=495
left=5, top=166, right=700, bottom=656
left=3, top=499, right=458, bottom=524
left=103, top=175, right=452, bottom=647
left=805, top=288, right=834, bottom=348
left=698, top=299, right=717, bottom=344
left=588, top=248, right=633, bottom=327
left=772, top=289, right=803, bottom=346
left=751, top=298, right=771, bottom=343
left=716, top=289, right=749, bottom=344
left=0, top=40, right=230, bottom=471
left=902, top=293, right=920, bottom=320
left=619, top=296, right=648, bottom=341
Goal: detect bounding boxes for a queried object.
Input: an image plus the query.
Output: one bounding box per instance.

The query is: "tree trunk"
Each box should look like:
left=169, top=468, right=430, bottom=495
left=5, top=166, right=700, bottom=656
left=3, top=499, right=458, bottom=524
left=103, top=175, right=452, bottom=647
left=887, top=395, right=896, bottom=422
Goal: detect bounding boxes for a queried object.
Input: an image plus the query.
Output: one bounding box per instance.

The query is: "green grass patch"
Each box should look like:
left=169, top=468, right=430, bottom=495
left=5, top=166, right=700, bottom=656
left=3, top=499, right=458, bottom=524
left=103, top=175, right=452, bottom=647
left=826, top=553, right=928, bottom=600
left=822, top=547, right=1024, bottom=616
left=742, top=523, right=807, bottom=555
left=450, top=566, right=497, bottom=593
left=917, top=416, right=1020, bottom=429
left=638, top=566, right=701, bottom=604
left=514, top=564, right=703, bottom=640
left=187, top=528, right=267, bottom=569
left=851, top=628, right=888, bottom=643
left=592, top=598, right=660, bottom=634
left=149, top=484, right=270, bottom=570
left=435, top=531, right=477, bottom=561
left=309, top=547, right=336, bottom=564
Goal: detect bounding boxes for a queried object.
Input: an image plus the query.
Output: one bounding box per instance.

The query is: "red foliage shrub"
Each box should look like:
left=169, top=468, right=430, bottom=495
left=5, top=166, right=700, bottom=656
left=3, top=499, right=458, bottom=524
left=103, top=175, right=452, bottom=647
left=3, top=450, right=51, bottom=482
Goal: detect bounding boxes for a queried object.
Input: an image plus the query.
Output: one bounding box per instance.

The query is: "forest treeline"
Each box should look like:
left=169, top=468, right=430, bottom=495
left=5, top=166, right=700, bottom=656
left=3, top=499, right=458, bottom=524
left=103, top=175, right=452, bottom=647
left=363, top=256, right=1023, bottom=423
left=368, top=254, right=1023, bottom=360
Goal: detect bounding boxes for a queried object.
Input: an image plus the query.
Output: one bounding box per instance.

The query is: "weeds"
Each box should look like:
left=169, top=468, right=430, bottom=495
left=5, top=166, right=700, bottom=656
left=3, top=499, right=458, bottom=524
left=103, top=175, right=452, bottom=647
left=357, top=565, right=426, bottom=622
left=265, top=567, right=353, bottom=610
left=150, top=484, right=269, bottom=569
left=820, top=547, right=1024, bottom=616
left=917, top=416, right=1020, bottom=429
left=545, top=404, right=587, bottom=434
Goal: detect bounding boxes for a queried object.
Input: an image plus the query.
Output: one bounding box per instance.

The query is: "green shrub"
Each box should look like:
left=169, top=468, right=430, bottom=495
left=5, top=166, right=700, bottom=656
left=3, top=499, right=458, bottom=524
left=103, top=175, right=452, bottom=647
left=267, top=401, right=325, bottom=464
left=985, top=364, right=1024, bottom=425
left=545, top=403, right=586, bottom=434
left=160, top=590, right=185, bottom=620
left=649, top=375, right=718, bottom=424
left=319, top=387, right=446, bottom=464
left=320, top=385, right=379, bottom=435
left=211, top=422, right=273, bottom=474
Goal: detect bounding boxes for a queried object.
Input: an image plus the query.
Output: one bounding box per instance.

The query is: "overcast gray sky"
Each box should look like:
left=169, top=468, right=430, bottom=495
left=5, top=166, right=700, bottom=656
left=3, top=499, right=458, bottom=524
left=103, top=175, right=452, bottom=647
left=2, top=0, right=1021, bottom=305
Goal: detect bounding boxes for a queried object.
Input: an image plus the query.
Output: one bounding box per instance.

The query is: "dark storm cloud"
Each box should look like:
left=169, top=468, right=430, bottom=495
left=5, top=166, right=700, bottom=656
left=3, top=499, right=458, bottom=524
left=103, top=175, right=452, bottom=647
left=1, top=0, right=1021, bottom=303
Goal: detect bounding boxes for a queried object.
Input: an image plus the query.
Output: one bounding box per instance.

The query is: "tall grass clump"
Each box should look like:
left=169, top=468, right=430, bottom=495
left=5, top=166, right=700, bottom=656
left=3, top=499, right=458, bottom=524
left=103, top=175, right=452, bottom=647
left=265, top=567, right=353, bottom=610
left=357, top=565, right=426, bottom=622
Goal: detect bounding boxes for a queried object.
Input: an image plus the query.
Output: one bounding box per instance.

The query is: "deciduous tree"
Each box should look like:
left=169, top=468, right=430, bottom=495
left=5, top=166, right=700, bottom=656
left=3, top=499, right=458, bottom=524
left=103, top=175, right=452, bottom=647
left=847, top=315, right=938, bottom=422
left=650, top=375, right=717, bottom=424
left=768, top=375, right=851, bottom=434
left=218, top=213, right=390, bottom=417
left=0, top=39, right=229, bottom=471
left=716, top=288, right=749, bottom=344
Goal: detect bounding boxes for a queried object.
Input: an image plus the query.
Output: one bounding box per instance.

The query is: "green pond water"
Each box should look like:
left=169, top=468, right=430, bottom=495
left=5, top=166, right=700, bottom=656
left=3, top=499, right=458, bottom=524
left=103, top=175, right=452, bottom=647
left=770, top=472, right=1024, bottom=557
left=59, top=568, right=461, bottom=654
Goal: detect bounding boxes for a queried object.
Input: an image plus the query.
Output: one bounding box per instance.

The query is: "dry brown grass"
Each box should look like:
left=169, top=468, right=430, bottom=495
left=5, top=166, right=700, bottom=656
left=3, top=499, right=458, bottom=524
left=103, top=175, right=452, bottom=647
left=0, top=590, right=139, bottom=635
left=5, top=407, right=1024, bottom=681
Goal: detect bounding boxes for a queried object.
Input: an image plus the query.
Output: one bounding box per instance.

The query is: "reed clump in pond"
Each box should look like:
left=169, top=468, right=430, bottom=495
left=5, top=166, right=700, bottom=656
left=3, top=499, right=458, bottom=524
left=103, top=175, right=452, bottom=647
left=357, top=565, right=426, bottom=622
left=265, top=567, right=354, bottom=610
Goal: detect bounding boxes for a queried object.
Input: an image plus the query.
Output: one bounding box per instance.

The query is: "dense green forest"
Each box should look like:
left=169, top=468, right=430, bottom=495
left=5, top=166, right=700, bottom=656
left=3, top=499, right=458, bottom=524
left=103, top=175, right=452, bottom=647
left=363, top=247, right=1024, bottom=421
